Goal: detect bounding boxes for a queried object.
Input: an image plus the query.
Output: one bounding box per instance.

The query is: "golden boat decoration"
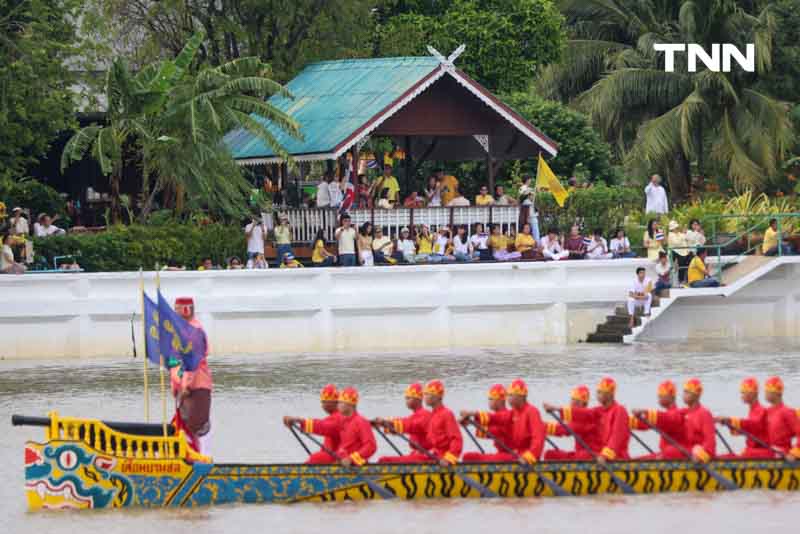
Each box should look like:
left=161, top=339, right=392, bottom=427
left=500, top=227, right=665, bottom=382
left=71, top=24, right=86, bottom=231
left=14, top=412, right=800, bottom=510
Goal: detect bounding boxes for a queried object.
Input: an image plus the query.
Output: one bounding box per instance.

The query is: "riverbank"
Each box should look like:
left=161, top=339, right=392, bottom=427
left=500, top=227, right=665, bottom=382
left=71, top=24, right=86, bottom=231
left=1, top=257, right=797, bottom=359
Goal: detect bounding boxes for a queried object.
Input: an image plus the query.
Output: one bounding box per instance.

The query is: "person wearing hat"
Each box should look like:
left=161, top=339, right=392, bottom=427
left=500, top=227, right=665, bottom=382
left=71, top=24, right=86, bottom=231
left=667, top=220, right=690, bottom=283
left=464, top=379, right=545, bottom=464
left=283, top=385, right=344, bottom=464
left=375, top=383, right=433, bottom=463
left=545, top=377, right=630, bottom=463
left=543, top=385, right=602, bottom=460
left=459, top=384, right=514, bottom=462
left=33, top=213, right=65, bottom=238
left=9, top=207, right=29, bottom=237
left=422, top=380, right=462, bottom=466
left=630, top=380, right=689, bottom=460
left=279, top=252, right=303, bottom=268
left=173, top=297, right=213, bottom=455
left=680, top=378, right=716, bottom=462
left=714, top=378, right=770, bottom=459
left=273, top=213, right=292, bottom=262
left=395, top=227, right=417, bottom=263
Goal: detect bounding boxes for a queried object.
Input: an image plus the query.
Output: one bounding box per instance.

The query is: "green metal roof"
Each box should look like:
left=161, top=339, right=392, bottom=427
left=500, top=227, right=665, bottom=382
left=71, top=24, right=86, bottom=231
left=225, top=56, right=441, bottom=162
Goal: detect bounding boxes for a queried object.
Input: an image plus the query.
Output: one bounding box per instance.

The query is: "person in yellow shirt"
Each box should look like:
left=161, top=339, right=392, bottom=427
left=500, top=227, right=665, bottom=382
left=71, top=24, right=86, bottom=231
left=687, top=249, right=719, bottom=287
left=374, top=164, right=400, bottom=203
left=280, top=252, right=304, bottom=268
left=475, top=185, right=495, bottom=206
left=436, top=169, right=459, bottom=206
left=311, top=229, right=336, bottom=267
left=416, top=225, right=433, bottom=262
left=514, top=223, right=537, bottom=258
left=762, top=218, right=793, bottom=256
left=489, top=224, right=522, bottom=261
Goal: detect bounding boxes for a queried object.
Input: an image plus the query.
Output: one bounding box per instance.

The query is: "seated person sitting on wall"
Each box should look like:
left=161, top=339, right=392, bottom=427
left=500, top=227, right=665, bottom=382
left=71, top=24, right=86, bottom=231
left=564, top=225, right=586, bottom=259
left=628, top=266, right=653, bottom=327
left=540, top=228, right=569, bottom=261
left=585, top=228, right=613, bottom=260
left=762, top=218, right=793, bottom=256
left=654, top=251, right=671, bottom=295
left=372, top=227, right=397, bottom=264
left=514, top=223, right=537, bottom=259
left=489, top=224, right=521, bottom=262
left=280, top=252, right=304, bottom=268
left=395, top=227, right=417, bottom=263
left=687, top=249, right=720, bottom=288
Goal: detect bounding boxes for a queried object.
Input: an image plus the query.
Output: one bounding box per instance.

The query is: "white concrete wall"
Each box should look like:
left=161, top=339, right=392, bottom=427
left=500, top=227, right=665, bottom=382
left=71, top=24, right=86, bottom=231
left=0, top=260, right=654, bottom=359
left=640, top=261, right=800, bottom=342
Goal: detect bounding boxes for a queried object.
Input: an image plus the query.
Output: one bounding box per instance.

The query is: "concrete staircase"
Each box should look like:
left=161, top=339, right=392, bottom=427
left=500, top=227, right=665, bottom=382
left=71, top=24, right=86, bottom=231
left=586, top=293, right=666, bottom=343
left=721, top=255, right=772, bottom=285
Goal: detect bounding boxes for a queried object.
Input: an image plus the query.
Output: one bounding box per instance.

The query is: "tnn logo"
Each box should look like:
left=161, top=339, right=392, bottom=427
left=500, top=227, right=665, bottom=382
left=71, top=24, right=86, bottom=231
left=653, top=44, right=755, bottom=73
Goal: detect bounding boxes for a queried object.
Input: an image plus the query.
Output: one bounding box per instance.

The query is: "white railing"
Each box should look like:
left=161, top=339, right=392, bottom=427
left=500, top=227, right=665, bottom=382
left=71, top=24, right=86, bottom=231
left=281, top=206, right=525, bottom=242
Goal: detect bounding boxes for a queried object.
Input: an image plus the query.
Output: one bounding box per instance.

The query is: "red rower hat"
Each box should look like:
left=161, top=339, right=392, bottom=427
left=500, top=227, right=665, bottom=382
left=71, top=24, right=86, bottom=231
left=658, top=380, right=676, bottom=397
left=338, top=387, right=359, bottom=405
left=597, top=377, right=616, bottom=394
left=405, top=383, right=423, bottom=400
left=508, top=379, right=528, bottom=396
left=320, top=384, right=339, bottom=402
left=424, top=380, right=445, bottom=397
left=740, top=377, right=758, bottom=394
left=571, top=385, right=590, bottom=403
left=175, top=297, right=194, bottom=306
left=765, top=376, right=784, bottom=394
left=683, top=378, right=703, bottom=395
left=488, top=384, right=507, bottom=401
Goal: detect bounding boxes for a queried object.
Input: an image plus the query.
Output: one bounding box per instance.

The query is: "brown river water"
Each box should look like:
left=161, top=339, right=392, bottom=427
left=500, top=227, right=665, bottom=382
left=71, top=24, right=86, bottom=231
left=2, top=340, right=800, bottom=533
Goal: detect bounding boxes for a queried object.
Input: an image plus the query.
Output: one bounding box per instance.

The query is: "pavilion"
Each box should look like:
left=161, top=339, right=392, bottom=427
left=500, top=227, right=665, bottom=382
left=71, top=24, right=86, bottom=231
left=225, top=47, right=558, bottom=195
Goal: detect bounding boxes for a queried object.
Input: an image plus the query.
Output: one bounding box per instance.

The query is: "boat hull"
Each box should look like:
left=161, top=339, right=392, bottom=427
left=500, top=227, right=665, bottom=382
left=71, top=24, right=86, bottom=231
left=24, top=438, right=800, bottom=509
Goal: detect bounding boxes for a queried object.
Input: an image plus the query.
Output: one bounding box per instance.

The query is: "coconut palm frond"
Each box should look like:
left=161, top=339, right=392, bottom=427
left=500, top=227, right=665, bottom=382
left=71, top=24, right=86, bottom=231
left=740, top=88, right=795, bottom=162
left=712, top=111, right=766, bottom=189
left=536, top=39, right=632, bottom=100
left=625, top=105, right=684, bottom=168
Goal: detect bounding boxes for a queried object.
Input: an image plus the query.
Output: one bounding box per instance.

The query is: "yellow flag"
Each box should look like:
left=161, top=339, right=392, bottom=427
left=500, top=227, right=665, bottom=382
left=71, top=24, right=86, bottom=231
left=536, top=154, right=568, bottom=207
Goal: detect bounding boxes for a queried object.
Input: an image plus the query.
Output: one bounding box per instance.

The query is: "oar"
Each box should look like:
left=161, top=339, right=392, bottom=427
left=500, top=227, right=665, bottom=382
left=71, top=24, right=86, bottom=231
left=634, top=413, right=738, bottom=491
left=546, top=408, right=636, bottom=495
left=389, top=431, right=499, bottom=498
left=461, top=421, right=485, bottom=454
left=288, top=424, right=312, bottom=455
left=717, top=420, right=793, bottom=461
left=546, top=436, right=561, bottom=451
left=290, top=423, right=396, bottom=500
left=370, top=421, right=403, bottom=455
left=715, top=428, right=735, bottom=455
left=629, top=429, right=655, bottom=455
left=466, top=418, right=570, bottom=497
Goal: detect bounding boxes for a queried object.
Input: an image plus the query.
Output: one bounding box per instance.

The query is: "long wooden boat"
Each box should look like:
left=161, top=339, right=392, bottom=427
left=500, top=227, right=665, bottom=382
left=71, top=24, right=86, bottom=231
left=16, top=412, right=800, bottom=510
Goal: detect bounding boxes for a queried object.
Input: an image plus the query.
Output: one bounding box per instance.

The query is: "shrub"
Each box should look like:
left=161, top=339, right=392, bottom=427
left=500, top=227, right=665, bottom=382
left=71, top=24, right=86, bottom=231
left=33, top=222, right=245, bottom=272
left=536, top=183, right=642, bottom=237
left=0, top=177, right=68, bottom=227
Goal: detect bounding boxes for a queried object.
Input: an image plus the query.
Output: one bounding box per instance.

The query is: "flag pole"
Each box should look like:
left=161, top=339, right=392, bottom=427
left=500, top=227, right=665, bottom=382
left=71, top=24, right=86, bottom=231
left=140, top=268, right=149, bottom=423
left=156, top=267, right=168, bottom=448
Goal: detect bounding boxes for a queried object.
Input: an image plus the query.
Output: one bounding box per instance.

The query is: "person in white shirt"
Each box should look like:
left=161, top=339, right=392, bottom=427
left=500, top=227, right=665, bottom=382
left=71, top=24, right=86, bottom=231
left=470, top=222, right=490, bottom=261
left=685, top=218, right=706, bottom=252
left=610, top=229, right=635, bottom=258
left=316, top=174, right=332, bottom=208
left=518, top=175, right=539, bottom=241
left=33, top=214, right=65, bottom=237
left=1, top=234, right=25, bottom=274
left=644, top=174, right=669, bottom=214
left=244, top=217, right=266, bottom=260
left=396, top=227, right=417, bottom=263
left=540, top=228, right=569, bottom=260
left=371, top=227, right=395, bottom=264
left=585, top=228, right=613, bottom=259
left=424, top=176, right=442, bottom=207
left=628, top=266, right=654, bottom=327
left=429, top=226, right=454, bottom=263
left=446, top=189, right=471, bottom=207
left=328, top=176, right=344, bottom=208
left=494, top=185, right=517, bottom=206
left=246, top=252, right=269, bottom=269
left=9, top=207, right=29, bottom=236
left=452, top=225, right=475, bottom=262
left=335, top=214, right=357, bottom=267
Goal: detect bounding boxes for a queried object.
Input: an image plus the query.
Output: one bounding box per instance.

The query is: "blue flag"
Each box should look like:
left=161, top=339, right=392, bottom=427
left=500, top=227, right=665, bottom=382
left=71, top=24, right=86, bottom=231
left=143, top=293, right=163, bottom=366
left=156, top=291, right=206, bottom=372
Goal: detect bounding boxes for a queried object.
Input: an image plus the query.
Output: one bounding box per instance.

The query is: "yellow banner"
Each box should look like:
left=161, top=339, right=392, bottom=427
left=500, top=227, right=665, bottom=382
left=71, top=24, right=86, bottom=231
left=536, top=154, right=568, bottom=207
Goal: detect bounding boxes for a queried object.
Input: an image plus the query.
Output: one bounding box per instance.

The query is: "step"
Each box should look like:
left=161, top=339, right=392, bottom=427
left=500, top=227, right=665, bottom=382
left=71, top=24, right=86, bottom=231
left=721, top=255, right=773, bottom=285
left=586, top=332, right=624, bottom=343
left=596, top=323, right=632, bottom=335
left=608, top=315, right=641, bottom=327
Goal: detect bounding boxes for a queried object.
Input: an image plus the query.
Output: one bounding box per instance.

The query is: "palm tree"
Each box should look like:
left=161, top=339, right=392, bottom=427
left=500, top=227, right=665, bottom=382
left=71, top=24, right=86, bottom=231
left=538, top=0, right=793, bottom=199
left=62, top=31, right=302, bottom=222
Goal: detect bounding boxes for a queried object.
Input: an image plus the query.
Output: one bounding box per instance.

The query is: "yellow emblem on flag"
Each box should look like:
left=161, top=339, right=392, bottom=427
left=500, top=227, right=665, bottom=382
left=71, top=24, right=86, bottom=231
left=536, top=154, right=568, bottom=207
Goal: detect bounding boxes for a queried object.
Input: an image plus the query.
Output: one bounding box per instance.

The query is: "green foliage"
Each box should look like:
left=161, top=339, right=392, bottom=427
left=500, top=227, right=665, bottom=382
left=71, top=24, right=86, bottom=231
left=33, top=222, right=245, bottom=272
left=536, top=183, right=642, bottom=236
left=374, top=0, right=566, bottom=92
left=0, top=0, right=82, bottom=180
left=0, top=177, right=68, bottom=224
left=501, top=92, right=614, bottom=182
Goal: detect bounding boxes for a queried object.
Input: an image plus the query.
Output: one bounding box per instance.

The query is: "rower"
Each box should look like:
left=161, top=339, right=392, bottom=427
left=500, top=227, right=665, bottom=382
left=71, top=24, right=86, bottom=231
left=543, top=385, right=602, bottom=460
left=681, top=378, right=716, bottom=463
left=714, top=378, right=771, bottom=459
left=173, top=296, right=212, bottom=455
left=374, top=383, right=432, bottom=463
left=331, top=387, right=376, bottom=466
left=283, top=384, right=343, bottom=464
left=754, top=377, right=798, bottom=459
left=630, top=380, right=688, bottom=460
left=459, top=384, right=514, bottom=462
left=544, top=377, right=630, bottom=463
left=424, top=380, right=463, bottom=466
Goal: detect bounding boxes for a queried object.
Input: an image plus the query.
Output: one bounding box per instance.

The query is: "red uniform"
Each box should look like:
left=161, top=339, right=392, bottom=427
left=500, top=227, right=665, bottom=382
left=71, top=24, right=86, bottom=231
left=564, top=402, right=630, bottom=460
left=462, top=407, right=515, bottom=462
left=376, top=407, right=432, bottom=463
left=682, top=403, right=715, bottom=462
left=304, top=412, right=344, bottom=464
left=380, top=404, right=462, bottom=464
left=334, top=411, right=377, bottom=465
left=630, top=405, right=688, bottom=460
left=544, top=416, right=602, bottom=460
left=725, top=402, right=771, bottom=458
left=474, top=402, right=545, bottom=463
left=761, top=404, right=798, bottom=454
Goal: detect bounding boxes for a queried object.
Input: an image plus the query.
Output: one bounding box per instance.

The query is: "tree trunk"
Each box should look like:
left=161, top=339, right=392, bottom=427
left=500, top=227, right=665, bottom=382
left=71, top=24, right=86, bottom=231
left=110, top=173, right=121, bottom=225
left=665, top=152, right=690, bottom=203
